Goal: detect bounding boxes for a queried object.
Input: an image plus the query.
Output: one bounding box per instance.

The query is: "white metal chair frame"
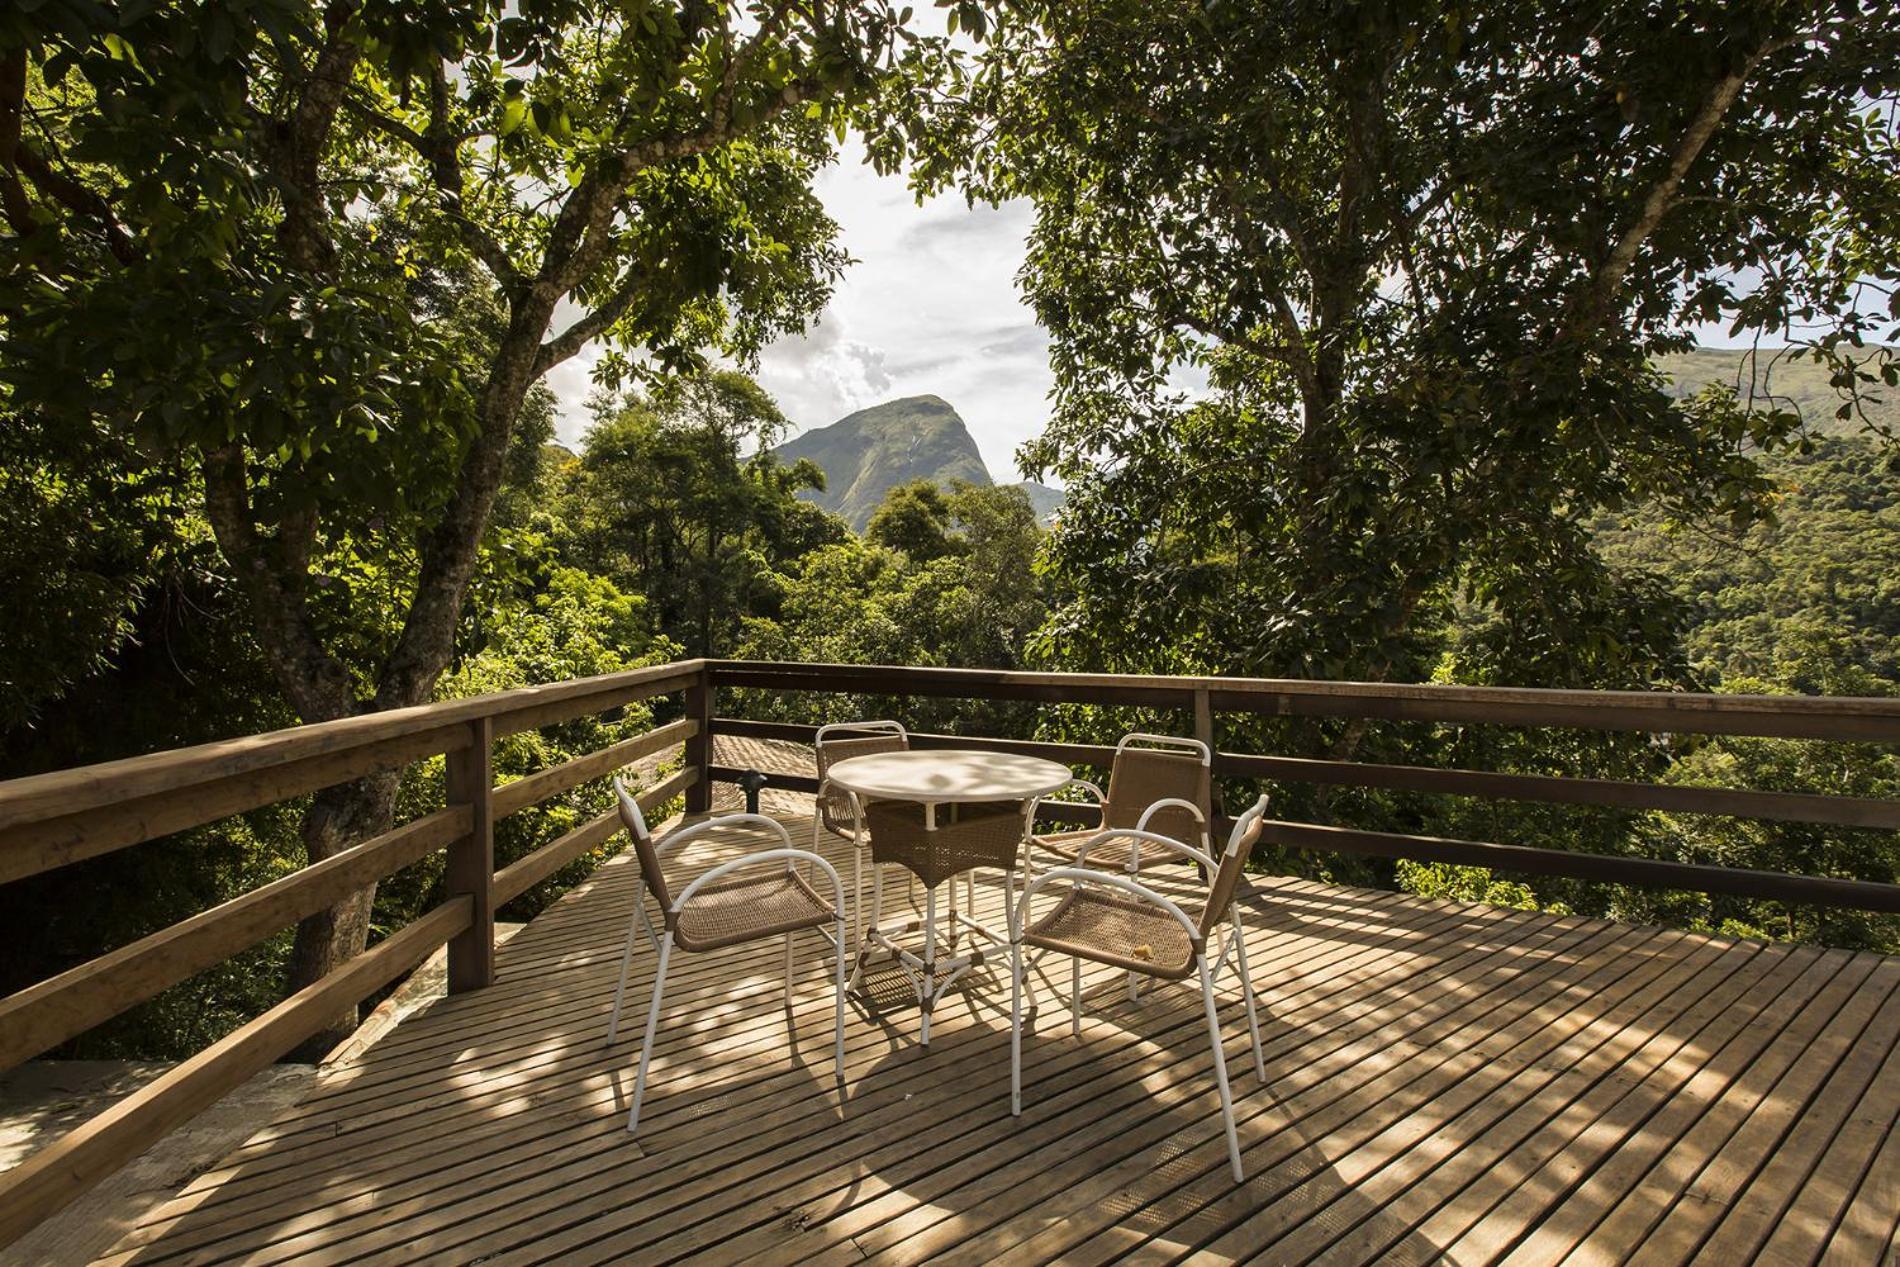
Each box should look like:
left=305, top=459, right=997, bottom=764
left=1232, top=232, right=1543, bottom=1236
left=1024, top=732, right=1214, bottom=882
left=812, top=719, right=909, bottom=947
left=1026, top=732, right=1213, bottom=1002
left=1007, top=795, right=1270, bottom=1183
left=607, top=780, right=848, bottom=1137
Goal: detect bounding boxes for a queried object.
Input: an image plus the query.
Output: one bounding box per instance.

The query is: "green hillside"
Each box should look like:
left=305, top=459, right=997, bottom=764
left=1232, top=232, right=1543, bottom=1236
left=1016, top=479, right=1065, bottom=521
left=1658, top=347, right=1898, bottom=438
left=774, top=395, right=993, bottom=529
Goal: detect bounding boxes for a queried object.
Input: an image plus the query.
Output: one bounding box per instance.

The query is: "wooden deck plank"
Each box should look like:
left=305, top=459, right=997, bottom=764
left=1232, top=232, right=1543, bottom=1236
left=89, top=810, right=1900, bottom=1267
left=1686, top=958, right=1900, bottom=1264
left=393, top=877, right=1520, bottom=1261
left=1753, top=988, right=1900, bottom=1266
left=1427, top=939, right=1828, bottom=1265
left=1203, top=930, right=1748, bottom=1265
left=1542, top=948, right=1883, bottom=1265
left=111, top=877, right=1390, bottom=1261
left=691, top=904, right=1597, bottom=1267
left=972, top=922, right=1663, bottom=1267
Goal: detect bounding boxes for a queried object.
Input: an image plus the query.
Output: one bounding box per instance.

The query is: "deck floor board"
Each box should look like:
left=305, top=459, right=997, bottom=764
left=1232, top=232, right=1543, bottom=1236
left=98, top=810, right=1900, bottom=1266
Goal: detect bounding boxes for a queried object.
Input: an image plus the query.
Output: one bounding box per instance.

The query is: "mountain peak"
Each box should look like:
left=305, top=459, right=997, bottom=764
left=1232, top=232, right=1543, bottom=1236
left=775, top=397, right=994, bottom=529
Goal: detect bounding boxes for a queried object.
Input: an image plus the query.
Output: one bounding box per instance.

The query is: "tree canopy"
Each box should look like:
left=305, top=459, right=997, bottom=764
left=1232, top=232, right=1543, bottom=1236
left=934, top=0, right=1900, bottom=692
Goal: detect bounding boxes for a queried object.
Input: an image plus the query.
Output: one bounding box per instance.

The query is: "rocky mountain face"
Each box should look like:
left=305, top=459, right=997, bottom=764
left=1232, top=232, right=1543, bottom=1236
left=773, top=395, right=1064, bottom=529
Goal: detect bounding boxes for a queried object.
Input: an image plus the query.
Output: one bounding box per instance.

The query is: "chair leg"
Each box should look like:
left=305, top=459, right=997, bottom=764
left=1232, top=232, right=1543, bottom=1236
left=1071, top=956, right=1083, bottom=1039
left=1197, top=956, right=1244, bottom=1182
left=852, top=838, right=863, bottom=950
left=921, top=885, right=938, bottom=1046
left=1010, top=943, right=1025, bottom=1116
left=606, top=903, right=644, bottom=1044
left=784, top=930, right=794, bottom=1003
left=833, top=914, right=847, bottom=1086
left=1125, top=856, right=1142, bottom=1004
left=628, top=934, right=675, bottom=1136
left=1232, top=910, right=1266, bottom=1083
left=810, top=811, right=822, bottom=887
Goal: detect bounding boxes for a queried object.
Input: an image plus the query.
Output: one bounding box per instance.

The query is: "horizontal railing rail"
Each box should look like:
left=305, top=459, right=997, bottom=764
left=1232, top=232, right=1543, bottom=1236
left=705, top=660, right=1900, bottom=739
left=703, top=661, right=1900, bottom=914
left=0, top=657, right=710, bottom=1251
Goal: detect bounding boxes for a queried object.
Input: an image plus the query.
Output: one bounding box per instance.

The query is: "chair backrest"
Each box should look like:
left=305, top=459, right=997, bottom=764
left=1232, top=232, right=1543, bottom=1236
left=1102, top=735, right=1210, bottom=844
left=1199, top=794, right=1269, bottom=937
left=614, top=776, right=673, bottom=913
left=815, top=721, right=909, bottom=832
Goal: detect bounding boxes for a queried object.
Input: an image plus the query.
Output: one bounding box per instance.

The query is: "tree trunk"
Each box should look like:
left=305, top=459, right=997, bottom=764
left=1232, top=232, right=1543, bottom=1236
left=286, top=770, right=402, bottom=1058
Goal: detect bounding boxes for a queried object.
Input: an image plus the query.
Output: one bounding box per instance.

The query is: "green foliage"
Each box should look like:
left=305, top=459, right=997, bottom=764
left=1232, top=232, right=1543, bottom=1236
left=936, top=0, right=1899, bottom=695
left=558, top=371, right=846, bottom=654
left=736, top=480, right=1049, bottom=732
left=866, top=478, right=954, bottom=560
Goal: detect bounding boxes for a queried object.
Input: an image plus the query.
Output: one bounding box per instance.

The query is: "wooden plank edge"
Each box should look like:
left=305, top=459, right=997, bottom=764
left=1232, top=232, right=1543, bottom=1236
left=0, top=660, right=706, bottom=829
left=704, top=660, right=1900, bottom=739
left=710, top=720, right=1899, bottom=830
left=1266, top=820, right=1900, bottom=913
left=1216, top=752, right=1900, bottom=830
left=0, top=897, right=472, bottom=1253
left=493, top=719, right=697, bottom=819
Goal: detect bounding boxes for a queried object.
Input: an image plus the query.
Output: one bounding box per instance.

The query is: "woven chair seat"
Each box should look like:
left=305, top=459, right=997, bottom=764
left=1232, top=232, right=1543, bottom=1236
left=865, top=800, right=1025, bottom=888
left=673, top=869, right=834, bottom=952
left=1024, top=887, right=1200, bottom=980
left=1035, top=829, right=1192, bottom=871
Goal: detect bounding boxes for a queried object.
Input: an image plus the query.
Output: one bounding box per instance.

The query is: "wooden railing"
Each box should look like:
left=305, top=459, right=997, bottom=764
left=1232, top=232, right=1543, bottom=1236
left=1, top=654, right=1897, bottom=1248
left=0, top=658, right=707, bottom=1249
left=702, top=660, right=1900, bottom=914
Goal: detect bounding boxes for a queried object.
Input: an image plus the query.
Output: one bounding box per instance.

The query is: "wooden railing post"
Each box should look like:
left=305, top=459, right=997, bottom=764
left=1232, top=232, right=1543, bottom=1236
left=1194, top=686, right=1218, bottom=814
left=684, top=670, right=713, bottom=815
left=443, top=716, right=496, bottom=993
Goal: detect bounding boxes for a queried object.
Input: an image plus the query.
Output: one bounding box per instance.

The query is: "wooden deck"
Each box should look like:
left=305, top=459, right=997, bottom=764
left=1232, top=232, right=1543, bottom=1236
left=93, top=810, right=1900, bottom=1266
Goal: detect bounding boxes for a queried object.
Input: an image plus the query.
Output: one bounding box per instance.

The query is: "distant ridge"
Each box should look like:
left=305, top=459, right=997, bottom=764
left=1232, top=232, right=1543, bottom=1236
left=775, top=395, right=1064, bottom=530
left=1659, top=346, right=1897, bottom=438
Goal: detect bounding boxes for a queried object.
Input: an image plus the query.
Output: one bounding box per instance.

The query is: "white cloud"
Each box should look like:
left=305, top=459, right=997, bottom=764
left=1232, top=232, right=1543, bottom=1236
left=541, top=140, right=1056, bottom=482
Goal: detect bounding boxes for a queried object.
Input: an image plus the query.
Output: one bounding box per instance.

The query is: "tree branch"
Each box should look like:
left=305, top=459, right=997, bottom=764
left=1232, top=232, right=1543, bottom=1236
left=533, top=266, right=647, bottom=376
left=1570, top=30, right=1799, bottom=339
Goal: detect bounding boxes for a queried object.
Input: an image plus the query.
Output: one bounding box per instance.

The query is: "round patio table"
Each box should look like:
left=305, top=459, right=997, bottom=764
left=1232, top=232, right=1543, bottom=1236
left=823, top=749, right=1074, bottom=827
left=826, top=749, right=1073, bottom=1043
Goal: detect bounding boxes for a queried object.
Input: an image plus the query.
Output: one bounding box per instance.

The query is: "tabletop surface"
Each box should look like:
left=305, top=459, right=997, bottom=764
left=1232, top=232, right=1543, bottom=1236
left=823, top=748, right=1073, bottom=802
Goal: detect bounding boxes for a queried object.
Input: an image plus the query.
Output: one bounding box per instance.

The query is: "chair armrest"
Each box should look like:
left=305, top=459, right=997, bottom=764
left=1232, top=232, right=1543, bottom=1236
left=672, top=847, right=847, bottom=914
left=1135, top=797, right=1207, bottom=834
left=1011, top=866, right=1202, bottom=945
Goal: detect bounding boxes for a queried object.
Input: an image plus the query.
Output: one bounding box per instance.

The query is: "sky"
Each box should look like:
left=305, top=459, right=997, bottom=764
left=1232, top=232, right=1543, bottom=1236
left=537, top=142, right=1800, bottom=478
left=543, top=141, right=1053, bottom=483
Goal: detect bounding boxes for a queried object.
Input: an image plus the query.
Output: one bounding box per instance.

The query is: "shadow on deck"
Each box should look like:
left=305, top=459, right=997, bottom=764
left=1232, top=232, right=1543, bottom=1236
left=91, top=806, right=1900, bottom=1265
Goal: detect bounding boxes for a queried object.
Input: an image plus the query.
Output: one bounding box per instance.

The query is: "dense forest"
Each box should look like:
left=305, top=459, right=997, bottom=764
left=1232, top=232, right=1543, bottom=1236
left=2, top=0, right=1897, bottom=1060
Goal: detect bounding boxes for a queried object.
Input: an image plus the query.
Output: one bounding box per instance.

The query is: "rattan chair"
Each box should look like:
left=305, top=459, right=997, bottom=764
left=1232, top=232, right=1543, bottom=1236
left=812, top=720, right=909, bottom=945
left=1028, top=733, right=1213, bottom=1003
left=607, top=777, right=847, bottom=1136
left=1029, top=733, right=1212, bottom=878
left=859, top=797, right=1031, bottom=1045
left=1008, top=794, right=1270, bottom=1182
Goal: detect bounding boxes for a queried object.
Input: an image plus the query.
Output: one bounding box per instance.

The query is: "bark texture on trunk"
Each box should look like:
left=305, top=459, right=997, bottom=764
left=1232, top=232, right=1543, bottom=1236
left=285, top=771, right=401, bottom=1058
